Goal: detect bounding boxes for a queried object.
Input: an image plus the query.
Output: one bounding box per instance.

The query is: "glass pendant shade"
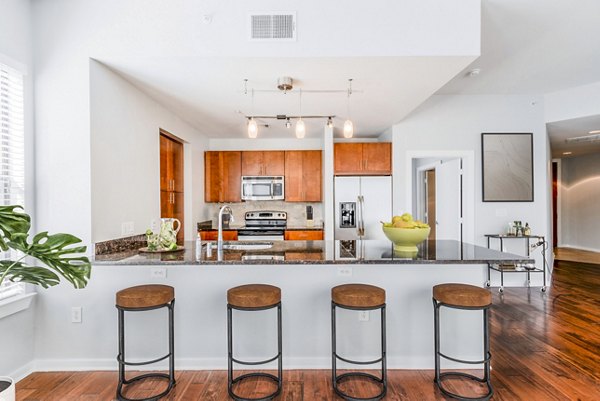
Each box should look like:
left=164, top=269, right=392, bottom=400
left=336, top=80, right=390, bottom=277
left=343, top=119, right=353, bottom=138
left=295, top=119, right=306, bottom=139
left=247, top=118, right=258, bottom=138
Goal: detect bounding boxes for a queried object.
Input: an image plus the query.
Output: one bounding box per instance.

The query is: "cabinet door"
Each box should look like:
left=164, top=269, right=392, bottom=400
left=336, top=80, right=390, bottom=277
left=284, top=151, right=304, bottom=202
left=200, top=230, right=238, bottom=241
left=160, top=190, right=173, bottom=218
left=334, top=143, right=363, bottom=175
left=160, top=135, right=172, bottom=191
left=363, top=143, right=391, bottom=175
left=222, top=151, right=242, bottom=202
left=264, top=151, right=285, bottom=175
left=204, top=152, right=222, bottom=202
left=171, top=139, right=184, bottom=192
left=241, top=151, right=264, bottom=176
left=302, top=150, right=322, bottom=201
left=172, top=192, right=185, bottom=243
left=284, top=230, right=324, bottom=240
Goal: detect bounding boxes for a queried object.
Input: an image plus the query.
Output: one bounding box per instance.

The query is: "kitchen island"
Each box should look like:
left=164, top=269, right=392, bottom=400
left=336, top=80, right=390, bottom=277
left=44, top=240, right=533, bottom=373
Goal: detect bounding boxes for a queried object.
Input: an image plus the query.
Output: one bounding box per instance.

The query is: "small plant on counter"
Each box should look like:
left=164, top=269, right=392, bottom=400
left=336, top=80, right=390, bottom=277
left=0, top=205, right=91, bottom=289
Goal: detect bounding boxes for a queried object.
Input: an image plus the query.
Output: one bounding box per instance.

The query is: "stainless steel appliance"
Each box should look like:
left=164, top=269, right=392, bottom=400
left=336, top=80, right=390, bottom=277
left=241, top=176, right=285, bottom=201
left=237, top=211, right=287, bottom=241
left=334, top=176, right=392, bottom=241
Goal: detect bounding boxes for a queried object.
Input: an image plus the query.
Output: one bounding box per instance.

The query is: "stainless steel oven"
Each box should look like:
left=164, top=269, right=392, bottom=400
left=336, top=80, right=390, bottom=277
left=237, top=211, right=286, bottom=241
left=241, top=176, right=285, bottom=201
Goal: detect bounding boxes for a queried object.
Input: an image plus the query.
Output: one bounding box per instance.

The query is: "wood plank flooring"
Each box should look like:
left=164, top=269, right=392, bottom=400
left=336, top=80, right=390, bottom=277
left=16, top=260, right=600, bottom=400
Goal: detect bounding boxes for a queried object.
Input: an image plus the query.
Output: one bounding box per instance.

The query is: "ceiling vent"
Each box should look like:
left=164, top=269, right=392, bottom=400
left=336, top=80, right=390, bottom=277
left=249, top=12, right=296, bottom=41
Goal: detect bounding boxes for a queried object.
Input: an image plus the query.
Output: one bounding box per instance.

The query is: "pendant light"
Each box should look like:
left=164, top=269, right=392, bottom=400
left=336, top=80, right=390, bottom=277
left=295, top=89, right=305, bottom=139
left=246, top=82, right=258, bottom=138
left=343, top=79, right=354, bottom=138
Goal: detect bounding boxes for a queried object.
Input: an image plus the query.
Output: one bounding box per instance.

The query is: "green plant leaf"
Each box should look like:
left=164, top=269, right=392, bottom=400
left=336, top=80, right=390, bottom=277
left=0, top=260, right=60, bottom=288
left=0, top=205, right=31, bottom=251
left=9, top=232, right=92, bottom=289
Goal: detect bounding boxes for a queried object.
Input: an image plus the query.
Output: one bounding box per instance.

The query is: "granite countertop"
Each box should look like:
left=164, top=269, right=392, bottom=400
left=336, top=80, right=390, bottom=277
left=92, top=239, right=534, bottom=266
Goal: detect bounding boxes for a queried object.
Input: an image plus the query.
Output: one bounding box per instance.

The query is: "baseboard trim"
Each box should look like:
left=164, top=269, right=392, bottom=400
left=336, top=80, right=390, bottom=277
left=10, top=361, right=35, bottom=382
left=559, top=244, right=600, bottom=253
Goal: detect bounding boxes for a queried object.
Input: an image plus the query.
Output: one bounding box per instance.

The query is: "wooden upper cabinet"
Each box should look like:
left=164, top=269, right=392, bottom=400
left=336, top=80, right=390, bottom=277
left=334, top=142, right=392, bottom=176
left=205, top=151, right=242, bottom=202
left=285, top=150, right=322, bottom=202
left=241, top=151, right=285, bottom=176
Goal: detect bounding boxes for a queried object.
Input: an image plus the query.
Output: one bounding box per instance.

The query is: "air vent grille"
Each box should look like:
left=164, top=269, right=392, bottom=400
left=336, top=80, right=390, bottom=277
left=250, top=13, right=296, bottom=41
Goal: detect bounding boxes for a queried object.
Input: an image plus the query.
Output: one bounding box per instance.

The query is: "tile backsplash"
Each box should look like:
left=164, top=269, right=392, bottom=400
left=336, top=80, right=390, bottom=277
left=205, top=201, right=323, bottom=227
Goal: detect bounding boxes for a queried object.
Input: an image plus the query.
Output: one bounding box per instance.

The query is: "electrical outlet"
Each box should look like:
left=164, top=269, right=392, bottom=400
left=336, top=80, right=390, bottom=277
left=150, top=267, right=167, bottom=279
left=337, top=266, right=353, bottom=277
left=358, top=311, right=369, bottom=322
left=121, top=221, right=135, bottom=236
left=71, top=307, right=82, bottom=323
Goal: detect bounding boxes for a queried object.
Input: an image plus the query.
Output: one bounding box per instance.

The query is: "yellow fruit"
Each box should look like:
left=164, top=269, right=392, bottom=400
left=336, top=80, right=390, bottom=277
left=401, top=213, right=414, bottom=222
left=392, top=216, right=402, bottom=224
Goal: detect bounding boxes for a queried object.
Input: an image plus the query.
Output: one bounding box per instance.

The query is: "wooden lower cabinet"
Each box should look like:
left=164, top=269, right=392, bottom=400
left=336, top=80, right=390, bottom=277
left=199, top=230, right=238, bottom=241
left=284, top=230, right=324, bottom=241
left=285, top=251, right=323, bottom=261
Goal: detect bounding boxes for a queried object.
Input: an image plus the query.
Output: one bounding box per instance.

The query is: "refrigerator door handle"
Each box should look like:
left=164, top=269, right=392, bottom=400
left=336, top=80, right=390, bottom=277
left=358, top=195, right=365, bottom=237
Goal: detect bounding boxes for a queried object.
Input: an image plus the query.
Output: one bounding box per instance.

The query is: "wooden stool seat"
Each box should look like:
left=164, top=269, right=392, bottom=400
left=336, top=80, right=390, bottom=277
left=332, top=284, right=385, bottom=308
left=227, top=284, right=281, bottom=308
left=433, top=283, right=491, bottom=308
left=116, top=284, right=174, bottom=309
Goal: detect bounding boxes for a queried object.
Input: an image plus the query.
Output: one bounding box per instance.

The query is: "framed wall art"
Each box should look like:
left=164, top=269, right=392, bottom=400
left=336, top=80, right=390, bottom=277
left=481, top=133, right=534, bottom=202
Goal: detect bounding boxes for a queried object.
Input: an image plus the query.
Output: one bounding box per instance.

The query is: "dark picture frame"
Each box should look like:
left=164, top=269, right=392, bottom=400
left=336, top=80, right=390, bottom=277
left=482, top=133, right=534, bottom=202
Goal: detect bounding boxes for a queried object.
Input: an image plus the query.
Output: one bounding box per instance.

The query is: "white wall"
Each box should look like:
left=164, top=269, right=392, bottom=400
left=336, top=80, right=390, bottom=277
left=545, top=81, right=600, bottom=123
left=560, top=153, right=600, bottom=252
left=391, top=95, right=550, bottom=286
left=208, top=138, right=322, bottom=151
left=0, top=0, right=37, bottom=379
left=90, top=61, right=208, bottom=243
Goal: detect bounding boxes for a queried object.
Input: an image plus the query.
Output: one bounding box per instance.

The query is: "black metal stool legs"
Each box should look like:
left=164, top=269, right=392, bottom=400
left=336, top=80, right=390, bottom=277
left=331, top=301, right=387, bottom=401
left=227, top=302, right=283, bottom=401
left=433, top=299, right=493, bottom=401
left=116, top=301, right=176, bottom=401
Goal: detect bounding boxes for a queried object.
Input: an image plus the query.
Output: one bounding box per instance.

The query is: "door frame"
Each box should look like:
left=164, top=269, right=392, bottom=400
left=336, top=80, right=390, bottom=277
left=406, top=150, right=475, bottom=244
left=552, top=158, right=562, bottom=247
left=415, top=160, right=441, bottom=223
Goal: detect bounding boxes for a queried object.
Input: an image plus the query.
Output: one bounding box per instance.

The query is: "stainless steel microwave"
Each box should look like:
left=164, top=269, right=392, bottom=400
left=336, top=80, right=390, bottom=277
left=241, top=176, right=285, bottom=201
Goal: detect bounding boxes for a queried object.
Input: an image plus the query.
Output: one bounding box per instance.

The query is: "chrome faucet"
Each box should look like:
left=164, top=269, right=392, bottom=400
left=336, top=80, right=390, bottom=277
left=217, top=204, right=234, bottom=254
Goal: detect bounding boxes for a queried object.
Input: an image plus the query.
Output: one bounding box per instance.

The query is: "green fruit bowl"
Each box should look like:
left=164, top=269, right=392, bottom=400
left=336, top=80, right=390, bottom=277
left=382, top=226, right=431, bottom=252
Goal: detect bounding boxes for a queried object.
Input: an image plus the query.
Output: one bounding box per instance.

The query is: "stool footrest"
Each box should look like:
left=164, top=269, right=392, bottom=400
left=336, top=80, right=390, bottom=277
left=118, top=353, right=171, bottom=366
left=117, top=373, right=175, bottom=401
left=333, top=372, right=386, bottom=401
left=439, top=351, right=492, bottom=365
left=334, top=353, right=384, bottom=366
left=436, top=372, right=493, bottom=401
left=231, top=353, right=280, bottom=366
left=229, top=372, right=282, bottom=401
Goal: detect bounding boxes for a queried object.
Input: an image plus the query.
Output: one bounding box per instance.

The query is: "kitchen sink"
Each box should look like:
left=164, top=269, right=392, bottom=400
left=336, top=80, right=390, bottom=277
left=212, top=242, right=274, bottom=250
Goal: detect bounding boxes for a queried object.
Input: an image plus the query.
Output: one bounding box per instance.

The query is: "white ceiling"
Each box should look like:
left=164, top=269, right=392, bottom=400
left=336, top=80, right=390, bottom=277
left=438, top=0, right=600, bottom=95
left=102, top=56, right=474, bottom=139
left=547, top=115, right=600, bottom=158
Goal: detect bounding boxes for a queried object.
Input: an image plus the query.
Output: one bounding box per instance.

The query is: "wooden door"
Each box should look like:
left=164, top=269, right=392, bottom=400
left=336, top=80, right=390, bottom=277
left=334, top=143, right=363, bottom=175
left=263, top=151, right=285, bottom=175
left=284, top=151, right=304, bottom=201
left=302, top=150, right=322, bottom=202
left=363, top=143, right=391, bottom=175
left=241, top=151, right=264, bottom=176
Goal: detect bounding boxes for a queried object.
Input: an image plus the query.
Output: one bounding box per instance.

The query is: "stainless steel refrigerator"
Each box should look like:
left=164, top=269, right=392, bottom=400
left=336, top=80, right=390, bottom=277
left=334, top=176, right=392, bottom=241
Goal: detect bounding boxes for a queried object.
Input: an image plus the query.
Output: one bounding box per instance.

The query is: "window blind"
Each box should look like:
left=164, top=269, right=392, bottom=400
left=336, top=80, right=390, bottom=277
left=0, top=62, right=26, bottom=301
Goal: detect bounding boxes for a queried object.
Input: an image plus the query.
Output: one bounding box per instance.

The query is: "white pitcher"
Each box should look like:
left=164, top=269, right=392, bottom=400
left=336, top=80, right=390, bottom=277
left=159, top=218, right=181, bottom=246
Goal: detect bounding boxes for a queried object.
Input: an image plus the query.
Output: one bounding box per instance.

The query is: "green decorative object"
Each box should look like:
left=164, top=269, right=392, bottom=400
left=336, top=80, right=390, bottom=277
left=382, top=225, right=431, bottom=252
left=0, top=205, right=91, bottom=289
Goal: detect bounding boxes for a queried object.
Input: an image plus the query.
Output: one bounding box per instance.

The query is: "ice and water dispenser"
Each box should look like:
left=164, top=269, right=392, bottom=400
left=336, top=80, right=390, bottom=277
left=339, top=202, right=356, bottom=228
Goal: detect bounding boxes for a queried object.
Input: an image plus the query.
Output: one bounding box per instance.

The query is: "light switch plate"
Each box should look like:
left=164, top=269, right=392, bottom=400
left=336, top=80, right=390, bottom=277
left=71, top=306, right=82, bottom=323
left=121, top=221, right=135, bottom=236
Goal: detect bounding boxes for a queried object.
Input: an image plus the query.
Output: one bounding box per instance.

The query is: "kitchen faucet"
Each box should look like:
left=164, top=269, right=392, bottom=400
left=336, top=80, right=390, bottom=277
left=217, top=204, right=234, bottom=255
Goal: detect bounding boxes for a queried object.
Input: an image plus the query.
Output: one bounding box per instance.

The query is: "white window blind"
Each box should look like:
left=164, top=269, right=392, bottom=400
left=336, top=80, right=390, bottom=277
left=0, top=62, right=26, bottom=301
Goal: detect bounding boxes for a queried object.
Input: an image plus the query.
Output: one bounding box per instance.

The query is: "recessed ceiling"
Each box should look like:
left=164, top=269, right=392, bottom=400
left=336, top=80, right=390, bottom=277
left=547, top=114, right=600, bottom=158
left=438, top=0, right=600, bottom=95
left=100, top=56, right=475, bottom=139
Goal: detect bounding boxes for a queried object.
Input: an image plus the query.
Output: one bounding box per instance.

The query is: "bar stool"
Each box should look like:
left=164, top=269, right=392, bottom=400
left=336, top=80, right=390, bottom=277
left=227, top=284, right=282, bottom=401
left=331, top=284, right=387, bottom=401
left=432, top=283, right=493, bottom=401
left=115, top=284, right=176, bottom=401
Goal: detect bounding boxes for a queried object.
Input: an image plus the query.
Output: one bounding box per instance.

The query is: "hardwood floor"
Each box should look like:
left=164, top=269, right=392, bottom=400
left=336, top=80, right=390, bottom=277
left=16, top=260, right=600, bottom=400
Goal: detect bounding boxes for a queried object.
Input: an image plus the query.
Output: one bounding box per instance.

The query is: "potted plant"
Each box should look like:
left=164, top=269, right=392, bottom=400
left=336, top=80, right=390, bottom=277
left=0, top=205, right=91, bottom=401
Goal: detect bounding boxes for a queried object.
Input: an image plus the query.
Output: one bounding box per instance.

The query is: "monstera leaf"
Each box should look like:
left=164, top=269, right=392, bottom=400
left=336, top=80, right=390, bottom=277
left=0, top=205, right=91, bottom=289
